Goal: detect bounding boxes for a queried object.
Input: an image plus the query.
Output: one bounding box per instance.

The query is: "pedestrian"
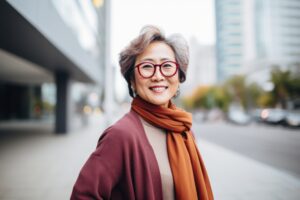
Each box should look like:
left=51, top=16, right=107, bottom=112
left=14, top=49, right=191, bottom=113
left=71, top=25, right=214, bottom=200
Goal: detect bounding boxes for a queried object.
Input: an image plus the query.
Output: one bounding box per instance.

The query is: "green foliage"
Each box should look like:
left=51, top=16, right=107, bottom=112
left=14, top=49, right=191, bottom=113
left=224, top=75, right=247, bottom=108
left=182, top=85, right=211, bottom=110
left=289, top=77, right=300, bottom=98
left=270, top=67, right=290, bottom=107
left=270, top=66, right=300, bottom=108
left=209, top=86, right=231, bottom=111
left=181, top=65, right=300, bottom=111
left=182, top=85, right=231, bottom=112
left=257, top=93, right=274, bottom=107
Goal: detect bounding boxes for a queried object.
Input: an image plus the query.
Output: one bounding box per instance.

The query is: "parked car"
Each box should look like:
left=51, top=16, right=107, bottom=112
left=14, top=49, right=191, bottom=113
left=284, top=110, right=300, bottom=128
left=250, top=108, right=264, bottom=122
left=193, top=110, right=206, bottom=122
left=227, top=104, right=251, bottom=125
left=260, top=108, right=287, bottom=124
left=206, top=108, right=224, bottom=122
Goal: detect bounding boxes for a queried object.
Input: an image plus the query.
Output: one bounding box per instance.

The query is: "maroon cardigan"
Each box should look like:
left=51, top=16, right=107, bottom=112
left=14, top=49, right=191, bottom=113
left=71, top=110, right=163, bottom=200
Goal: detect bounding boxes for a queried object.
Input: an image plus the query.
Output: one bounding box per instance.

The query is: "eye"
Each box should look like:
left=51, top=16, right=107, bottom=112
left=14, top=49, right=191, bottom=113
left=162, top=64, right=172, bottom=68
left=162, top=62, right=175, bottom=69
left=141, top=63, right=154, bottom=69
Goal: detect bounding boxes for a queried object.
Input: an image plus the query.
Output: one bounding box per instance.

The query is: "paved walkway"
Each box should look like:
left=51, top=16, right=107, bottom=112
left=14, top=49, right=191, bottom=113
left=0, top=114, right=299, bottom=199
left=0, top=115, right=106, bottom=200
left=198, top=140, right=300, bottom=200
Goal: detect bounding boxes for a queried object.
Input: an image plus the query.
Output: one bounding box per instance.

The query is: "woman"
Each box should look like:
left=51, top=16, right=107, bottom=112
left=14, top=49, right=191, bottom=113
left=71, top=25, right=213, bottom=200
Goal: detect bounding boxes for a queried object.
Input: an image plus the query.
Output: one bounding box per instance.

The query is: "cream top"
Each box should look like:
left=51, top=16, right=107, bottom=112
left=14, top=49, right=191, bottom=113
left=140, top=117, right=175, bottom=200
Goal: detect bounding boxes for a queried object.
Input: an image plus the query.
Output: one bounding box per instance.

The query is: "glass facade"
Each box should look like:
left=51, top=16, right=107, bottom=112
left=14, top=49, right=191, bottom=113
left=215, top=0, right=244, bottom=81
left=215, top=0, right=300, bottom=82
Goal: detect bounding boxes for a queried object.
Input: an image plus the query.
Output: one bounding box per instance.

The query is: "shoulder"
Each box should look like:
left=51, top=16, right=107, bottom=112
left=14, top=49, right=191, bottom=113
left=96, top=110, right=143, bottom=148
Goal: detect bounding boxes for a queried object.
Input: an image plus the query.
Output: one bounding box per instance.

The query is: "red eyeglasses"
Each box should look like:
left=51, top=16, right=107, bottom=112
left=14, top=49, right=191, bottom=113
left=135, top=61, right=179, bottom=78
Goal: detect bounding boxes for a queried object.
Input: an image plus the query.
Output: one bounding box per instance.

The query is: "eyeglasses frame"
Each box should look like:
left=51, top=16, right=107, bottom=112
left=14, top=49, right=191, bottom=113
left=135, top=60, right=179, bottom=79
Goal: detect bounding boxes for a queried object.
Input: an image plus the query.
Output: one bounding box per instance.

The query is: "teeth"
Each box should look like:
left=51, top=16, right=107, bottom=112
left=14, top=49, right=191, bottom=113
left=151, top=87, right=166, bottom=92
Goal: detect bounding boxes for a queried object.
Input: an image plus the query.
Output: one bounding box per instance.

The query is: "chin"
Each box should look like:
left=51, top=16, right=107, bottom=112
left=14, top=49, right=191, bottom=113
left=149, top=98, right=170, bottom=107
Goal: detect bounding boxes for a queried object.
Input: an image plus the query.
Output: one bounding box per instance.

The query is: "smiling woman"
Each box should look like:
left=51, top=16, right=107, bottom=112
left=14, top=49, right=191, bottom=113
left=71, top=25, right=214, bottom=200
left=132, top=41, right=179, bottom=107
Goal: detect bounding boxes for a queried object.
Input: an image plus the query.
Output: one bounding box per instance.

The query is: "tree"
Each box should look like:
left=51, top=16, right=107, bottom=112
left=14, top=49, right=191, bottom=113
left=247, top=83, right=264, bottom=108
left=257, top=93, right=274, bottom=108
left=270, top=67, right=291, bottom=108
left=224, top=75, right=247, bottom=109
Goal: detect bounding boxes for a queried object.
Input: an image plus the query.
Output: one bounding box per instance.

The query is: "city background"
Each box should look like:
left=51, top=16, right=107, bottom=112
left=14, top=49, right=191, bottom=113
left=0, top=0, right=299, bottom=199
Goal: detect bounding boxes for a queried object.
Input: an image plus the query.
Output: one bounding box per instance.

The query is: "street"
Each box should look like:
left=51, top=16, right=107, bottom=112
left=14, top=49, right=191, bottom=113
left=194, top=121, right=300, bottom=179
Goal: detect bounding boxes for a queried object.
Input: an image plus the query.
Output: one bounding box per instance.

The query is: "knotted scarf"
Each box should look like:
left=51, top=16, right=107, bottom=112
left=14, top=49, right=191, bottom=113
left=132, top=96, right=214, bottom=200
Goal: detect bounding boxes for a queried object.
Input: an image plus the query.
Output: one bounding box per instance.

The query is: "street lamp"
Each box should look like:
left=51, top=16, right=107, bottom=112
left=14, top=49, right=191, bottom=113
left=93, top=0, right=104, bottom=8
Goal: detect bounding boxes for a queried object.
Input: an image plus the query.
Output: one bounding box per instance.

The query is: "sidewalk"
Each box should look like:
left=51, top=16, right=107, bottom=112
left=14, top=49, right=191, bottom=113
left=198, top=139, right=300, bottom=200
left=0, top=115, right=299, bottom=199
left=0, top=114, right=107, bottom=200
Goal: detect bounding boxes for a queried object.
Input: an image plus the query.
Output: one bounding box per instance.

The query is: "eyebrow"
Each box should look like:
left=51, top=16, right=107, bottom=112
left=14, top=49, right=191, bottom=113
left=140, top=58, right=172, bottom=62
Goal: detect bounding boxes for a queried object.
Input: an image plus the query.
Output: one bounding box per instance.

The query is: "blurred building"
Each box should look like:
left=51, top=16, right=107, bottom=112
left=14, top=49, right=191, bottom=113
left=0, top=0, right=107, bottom=133
left=215, top=0, right=300, bottom=83
left=182, top=37, right=216, bottom=96
left=246, top=0, right=300, bottom=85
left=215, top=0, right=246, bottom=81
left=255, top=0, right=300, bottom=61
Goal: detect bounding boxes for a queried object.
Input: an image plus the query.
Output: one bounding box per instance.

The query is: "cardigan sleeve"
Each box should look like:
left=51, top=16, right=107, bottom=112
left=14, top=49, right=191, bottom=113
left=71, top=126, right=128, bottom=200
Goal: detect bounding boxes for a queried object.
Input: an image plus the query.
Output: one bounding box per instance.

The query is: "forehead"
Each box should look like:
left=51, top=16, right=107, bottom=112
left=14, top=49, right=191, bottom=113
left=136, top=41, right=175, bottom=63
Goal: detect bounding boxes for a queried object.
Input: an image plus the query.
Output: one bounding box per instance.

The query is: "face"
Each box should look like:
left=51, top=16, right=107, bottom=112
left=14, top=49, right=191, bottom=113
left=132, top=41, right=180, bottom=108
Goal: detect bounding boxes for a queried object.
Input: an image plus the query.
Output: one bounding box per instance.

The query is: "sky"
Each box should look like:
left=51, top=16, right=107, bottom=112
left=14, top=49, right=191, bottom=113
left=111, top=0, right=216, bottom=66
left=110, top=0, right=216, bottom=101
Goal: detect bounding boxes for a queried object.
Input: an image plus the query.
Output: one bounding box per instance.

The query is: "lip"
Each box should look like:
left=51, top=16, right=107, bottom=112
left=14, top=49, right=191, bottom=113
left=149, top=85, right=168, bottom=93
left=149, top=85, right=168, bottom=88
left=149, top=85, right=168, bottom=89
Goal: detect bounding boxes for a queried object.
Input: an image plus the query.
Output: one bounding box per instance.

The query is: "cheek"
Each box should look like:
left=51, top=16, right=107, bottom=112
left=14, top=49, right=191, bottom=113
left=172, top=82, right=179, bottom=91
left=168, top=77, right=180, bottom=93
left=170, top=74, right=180, bottom=87
left=134, top=72, right=147, bottom=91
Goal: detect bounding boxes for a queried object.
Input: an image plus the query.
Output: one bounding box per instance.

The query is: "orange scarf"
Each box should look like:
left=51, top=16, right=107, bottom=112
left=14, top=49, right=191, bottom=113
left=132, top=96, right=214, bottom=200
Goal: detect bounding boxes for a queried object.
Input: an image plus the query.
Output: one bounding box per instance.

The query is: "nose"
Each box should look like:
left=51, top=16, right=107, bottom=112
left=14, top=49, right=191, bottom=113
left=151, top=66, right=164, bottom=81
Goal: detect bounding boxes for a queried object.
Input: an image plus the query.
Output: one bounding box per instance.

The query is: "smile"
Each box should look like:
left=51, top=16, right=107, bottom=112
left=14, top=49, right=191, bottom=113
left=149, top=86, right=168, bottom=93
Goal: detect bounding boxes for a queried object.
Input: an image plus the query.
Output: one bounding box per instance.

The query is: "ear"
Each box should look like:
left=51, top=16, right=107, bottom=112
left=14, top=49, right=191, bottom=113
left=130, top=79, right=136, bottom=90
left=130, top=77, right=137, bottom=95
